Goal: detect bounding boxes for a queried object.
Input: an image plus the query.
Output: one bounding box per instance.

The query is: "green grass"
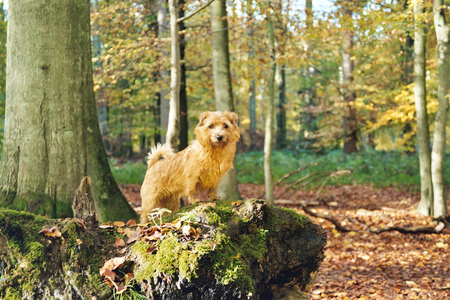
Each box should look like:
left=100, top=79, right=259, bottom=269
left=110, top=150, right=450, bottom=190
left=236, top=150, right=423, bottom=189
left=110, top=159, right=147, bottom=185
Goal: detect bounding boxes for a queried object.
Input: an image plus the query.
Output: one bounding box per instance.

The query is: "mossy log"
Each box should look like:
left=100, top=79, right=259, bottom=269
left=0, top=199, right=326, bottom=300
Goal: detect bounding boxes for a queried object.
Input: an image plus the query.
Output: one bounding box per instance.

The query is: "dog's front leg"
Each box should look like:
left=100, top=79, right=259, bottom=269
left=187, top=191, right=200, bottom=204
left=207, top=188, right=219, bottom=201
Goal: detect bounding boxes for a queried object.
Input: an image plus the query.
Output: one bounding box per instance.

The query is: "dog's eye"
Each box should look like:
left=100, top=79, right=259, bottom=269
left=208, top=124, right=214, bottom=129
left=223, top=123, right=229, bottom=129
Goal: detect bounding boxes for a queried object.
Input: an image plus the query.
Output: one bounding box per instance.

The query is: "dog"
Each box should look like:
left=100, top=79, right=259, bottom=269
left=140, top=111, right=240, bottom=223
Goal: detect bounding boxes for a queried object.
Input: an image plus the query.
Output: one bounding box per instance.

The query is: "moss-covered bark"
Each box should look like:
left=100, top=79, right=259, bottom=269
left=0, top=199, right=326, bottom=300
left=0, top=209, right=113, bottom=299
left=0, top=0, right=138, bottom=222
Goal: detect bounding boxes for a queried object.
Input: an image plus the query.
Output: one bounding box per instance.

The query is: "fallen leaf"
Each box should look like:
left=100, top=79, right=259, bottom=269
left=126, top=219, right=137, bottom=227
left=113, top=221, right=125, bottom=228
left=115, top=238, right=125, bottom=248
left=76, top=238, right=83, bottom=246
left=127, top=227, right=142, bottom=244
left=38, top=226, right=62, bottom=238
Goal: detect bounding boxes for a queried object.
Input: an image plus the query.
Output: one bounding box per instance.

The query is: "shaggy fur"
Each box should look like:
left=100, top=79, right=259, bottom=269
left=140, top=111, right=240, bottom=222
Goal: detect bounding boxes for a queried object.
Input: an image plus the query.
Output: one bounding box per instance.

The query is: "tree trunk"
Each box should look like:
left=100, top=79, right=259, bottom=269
left=414, top=0, right=433, bottom=216
left=211, top=0, right=241, bottom=200
left=265, top=17, right=276, bottom=205
left=0, top=0, right=138, bottom=222
left=431, top=0, right=449, bottom=218
left=276, top=66, right=287, bottom=149
left=247, top=0, right=257, bottom=150
left=158, top=0, right=170, bottom=143
left=167, top=0, right=181, bottom=151
left=178, top=0, right=188, bottom=151
left=341, top=3, right=358, bottom=154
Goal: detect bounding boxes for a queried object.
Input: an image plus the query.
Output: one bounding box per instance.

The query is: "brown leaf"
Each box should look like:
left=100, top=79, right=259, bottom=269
left=115, top=238, right=126, bottom=248
left=126, top=219, right=138, bottom=227
left=76, top=238, right=83, bottom=246
left=146, top=246, right=157, bottom=254
left=113, top=221, right=125, bottom=228
left=38, top=226, right=62, bottom=238
left=127, top=226, right=142, bottom=244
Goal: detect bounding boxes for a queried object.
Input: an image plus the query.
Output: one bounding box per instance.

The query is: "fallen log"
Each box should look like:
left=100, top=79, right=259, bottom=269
left=0, top=198, right=326, bottom=299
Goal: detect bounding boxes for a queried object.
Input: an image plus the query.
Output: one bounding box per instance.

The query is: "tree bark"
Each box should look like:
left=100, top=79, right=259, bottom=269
left=158, top=0, right=170, bottom=143
left=431, top=0, right=449, bottom=218
left=264, top=17, right=276, bottom=205
left=167, top=0, right=181, bottom=151
left=0, top=0, right=138, bottom=222
left=211, top=0, right=241, bottom=200
left=178, top=0, right=189, bottom=151
left=276, top=66, right=287, bottom=149
left=341, top=2, right=358, bottom=154
left=247, top=0, right=257, bottom=150
left=414, top=0, right=434, bottom=216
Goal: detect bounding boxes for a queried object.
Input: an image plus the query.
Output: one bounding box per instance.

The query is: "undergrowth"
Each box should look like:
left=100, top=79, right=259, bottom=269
left=110, top=150, right=450, bottom=190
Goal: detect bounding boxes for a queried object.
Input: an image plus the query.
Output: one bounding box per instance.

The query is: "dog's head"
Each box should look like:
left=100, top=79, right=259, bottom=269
left=195, top=111, right=240, bottom=147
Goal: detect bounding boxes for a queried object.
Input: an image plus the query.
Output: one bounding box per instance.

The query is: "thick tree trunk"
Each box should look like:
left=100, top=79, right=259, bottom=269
left=211, top=0, right=241, bottom=200
left=264, top=18, right=276, bottom=205
left=341, top=3, right=358, bottom=154
left=0, top=0, right=138, bottom=222
left=167, top=0, right=181, bottom=151
left=414, top=0, right=434, bottom=216
left=431, top=0, right=449, bottom=218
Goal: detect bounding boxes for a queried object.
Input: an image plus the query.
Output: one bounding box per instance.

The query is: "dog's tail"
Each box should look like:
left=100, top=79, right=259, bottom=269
left=146, top=143, right=174, bottom=168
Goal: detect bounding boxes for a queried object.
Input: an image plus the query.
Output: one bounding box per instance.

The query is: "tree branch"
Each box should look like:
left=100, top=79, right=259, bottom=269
left=177, top=0, right=216, bottom=24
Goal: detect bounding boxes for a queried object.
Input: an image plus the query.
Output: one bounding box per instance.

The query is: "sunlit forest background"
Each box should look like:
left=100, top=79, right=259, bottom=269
left=0, top=0, right=449, bottom=187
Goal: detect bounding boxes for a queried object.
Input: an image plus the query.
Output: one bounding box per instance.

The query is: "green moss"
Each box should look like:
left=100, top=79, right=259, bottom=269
left=133, top=234, right=213, bottom=282
left=24, top=242, right=44, bottom=265
left=0, top=193, right=72, bottom=218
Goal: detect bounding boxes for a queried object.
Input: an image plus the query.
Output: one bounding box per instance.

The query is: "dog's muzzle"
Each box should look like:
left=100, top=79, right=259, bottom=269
left=216, top=135, right=223, bottom=142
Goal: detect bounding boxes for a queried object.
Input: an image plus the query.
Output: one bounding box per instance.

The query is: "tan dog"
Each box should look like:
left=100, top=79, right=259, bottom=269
left=140, top=111, right=240, bottom=223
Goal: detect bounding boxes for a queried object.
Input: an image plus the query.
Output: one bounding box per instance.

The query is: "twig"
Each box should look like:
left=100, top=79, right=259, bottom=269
left=315, top=170, right=352, bottom=200
left=370, top=225, right=443, bottom=234
left=298, top=201, right=353, bottom=232
left=274, top=162, right=318, bottom=186
left=177, top=0, right=216, bottom=24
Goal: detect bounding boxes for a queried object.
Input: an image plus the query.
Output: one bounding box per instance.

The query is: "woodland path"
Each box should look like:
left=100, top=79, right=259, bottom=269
left=120, top=184, right=450, bottom=299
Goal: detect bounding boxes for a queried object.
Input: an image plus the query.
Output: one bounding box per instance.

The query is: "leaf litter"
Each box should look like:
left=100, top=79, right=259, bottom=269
left=119, top=183, right=449, bottom=299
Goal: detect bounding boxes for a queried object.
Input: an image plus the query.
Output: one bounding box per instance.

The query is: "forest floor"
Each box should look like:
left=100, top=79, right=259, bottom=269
left=120, top=183, right=450, bottom=300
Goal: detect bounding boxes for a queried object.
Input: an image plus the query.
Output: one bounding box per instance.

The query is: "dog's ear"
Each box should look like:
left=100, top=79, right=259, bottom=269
left=226, top=112, right=239, bottom=126
left=198, top=112, right=210, bottom=127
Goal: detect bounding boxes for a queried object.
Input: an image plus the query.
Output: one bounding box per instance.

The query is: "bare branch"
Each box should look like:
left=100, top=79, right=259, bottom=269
left=177, top=0, right=216, bottom=24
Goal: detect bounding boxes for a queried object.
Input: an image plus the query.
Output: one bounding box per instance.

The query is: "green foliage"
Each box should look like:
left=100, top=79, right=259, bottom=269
left=236, top=150, right=429, bottom=189
left=109, top=160, right=147, bottom=184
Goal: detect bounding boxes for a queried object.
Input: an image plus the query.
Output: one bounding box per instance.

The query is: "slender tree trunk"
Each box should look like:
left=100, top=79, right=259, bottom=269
left=264, top=17, right=276, bottom=205
left=0, top=0, right=138, bottom=222
left=211, top=0, right=241, bottom=200
left=276, top=66, right=287, bottom=149
left=247, top=0, right=257, bottom=150
left=341, top=3, right=358, bottom=154
left=166, top=0, right=180, bottom=151
left=178, top=0, right=188, bottom=151
left=414, top=0, right=433, bottom=216
left=158, top=0, right=170, bottom=143
left=431, top=0, right=449, bottom=218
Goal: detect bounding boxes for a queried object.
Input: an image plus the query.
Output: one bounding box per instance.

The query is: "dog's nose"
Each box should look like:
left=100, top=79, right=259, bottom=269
left=216, top=135, right=223, bottom=141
